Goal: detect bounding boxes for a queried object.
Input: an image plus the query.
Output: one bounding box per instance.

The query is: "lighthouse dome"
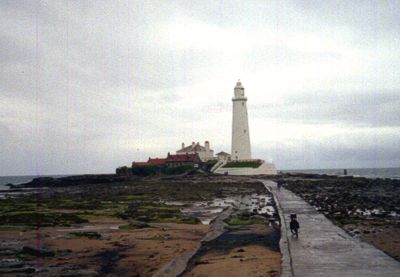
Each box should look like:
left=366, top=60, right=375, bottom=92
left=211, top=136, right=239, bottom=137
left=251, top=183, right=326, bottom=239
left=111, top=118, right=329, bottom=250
left=235, top=80, right=243, bottom=89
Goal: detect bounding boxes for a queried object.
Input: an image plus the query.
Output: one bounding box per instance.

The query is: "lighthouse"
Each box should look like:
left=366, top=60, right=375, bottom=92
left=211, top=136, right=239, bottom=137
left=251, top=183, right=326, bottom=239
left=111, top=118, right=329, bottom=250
left=231, top=80, right=251, bottom=161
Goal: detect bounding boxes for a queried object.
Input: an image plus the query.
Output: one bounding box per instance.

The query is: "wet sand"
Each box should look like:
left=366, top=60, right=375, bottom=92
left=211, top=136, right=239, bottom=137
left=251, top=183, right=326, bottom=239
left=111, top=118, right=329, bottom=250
left=0, top=175, right=281, bottom=276
left=186, top=224, right=281, bottom=277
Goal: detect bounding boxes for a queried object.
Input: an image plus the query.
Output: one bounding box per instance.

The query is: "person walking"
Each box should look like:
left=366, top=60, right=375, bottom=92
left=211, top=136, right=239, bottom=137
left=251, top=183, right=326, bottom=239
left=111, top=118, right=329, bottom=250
left=277, top=181, right=282, bottom=191
left=290, top=215, right=300, bottom=238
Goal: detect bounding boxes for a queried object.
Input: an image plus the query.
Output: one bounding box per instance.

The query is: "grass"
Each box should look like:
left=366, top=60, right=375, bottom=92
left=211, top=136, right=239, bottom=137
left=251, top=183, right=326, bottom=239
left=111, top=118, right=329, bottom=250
left=0, top=225, right=34, bottom=232
left=119, top=222, right=151, bottom=229
left=119, top=202, right=201, bottom=224
left=225, top=217, right=265, bottom=225
left=222, top=161, right=262, bottom=168
left=224, top=210, right=266, bottom=226
left=69, top=231, right=102, bottom=239
left=0, top=210, right=88, bottom=227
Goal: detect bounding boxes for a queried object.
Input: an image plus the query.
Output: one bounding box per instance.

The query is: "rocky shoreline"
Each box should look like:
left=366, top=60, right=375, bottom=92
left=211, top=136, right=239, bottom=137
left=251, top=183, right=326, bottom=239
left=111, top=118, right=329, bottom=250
left=0, top=174, right=281, bottom=276
left=277, top=173, right=400, bottom=261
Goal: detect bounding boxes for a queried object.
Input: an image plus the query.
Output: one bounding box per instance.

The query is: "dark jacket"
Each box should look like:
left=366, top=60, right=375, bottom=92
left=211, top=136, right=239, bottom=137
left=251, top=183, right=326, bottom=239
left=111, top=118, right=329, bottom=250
left=290, top=220, right=299, bottom=230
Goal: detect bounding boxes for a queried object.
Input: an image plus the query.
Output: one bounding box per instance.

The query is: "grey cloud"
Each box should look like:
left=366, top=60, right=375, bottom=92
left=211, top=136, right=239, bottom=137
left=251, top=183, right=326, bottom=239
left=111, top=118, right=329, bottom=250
left=244, top=46, right=343, bottom=70
left=255, top=134, right=400, bottom=170
left=251, top=90, right=400, bottom=127
left=1, top=1, right=399, bottom=175
left=0, top=35, right=35, bottom=65
left=293, top=1, right=400, bottom=42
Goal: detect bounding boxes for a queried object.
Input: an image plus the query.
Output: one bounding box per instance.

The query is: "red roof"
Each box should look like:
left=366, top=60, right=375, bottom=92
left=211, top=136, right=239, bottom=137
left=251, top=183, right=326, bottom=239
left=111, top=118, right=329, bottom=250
left=132, top=157, right=166, bottom=166
left=147, top=158, right=167, bottom=165
left=132, top=162, right=150, bottom=166
left=166, top=153, right=199, bottom=162
left=132, top=153, right=199, bottom=167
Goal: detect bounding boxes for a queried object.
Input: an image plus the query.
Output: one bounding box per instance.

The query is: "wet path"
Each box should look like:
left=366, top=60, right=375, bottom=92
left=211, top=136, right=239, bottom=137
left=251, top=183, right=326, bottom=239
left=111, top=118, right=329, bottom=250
left=262, top=180, right=400, bottom=277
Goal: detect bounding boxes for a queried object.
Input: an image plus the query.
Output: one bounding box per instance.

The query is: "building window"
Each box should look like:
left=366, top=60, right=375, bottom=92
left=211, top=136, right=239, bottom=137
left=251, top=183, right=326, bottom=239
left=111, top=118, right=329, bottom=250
left=244, top=129, right=246, bottom=133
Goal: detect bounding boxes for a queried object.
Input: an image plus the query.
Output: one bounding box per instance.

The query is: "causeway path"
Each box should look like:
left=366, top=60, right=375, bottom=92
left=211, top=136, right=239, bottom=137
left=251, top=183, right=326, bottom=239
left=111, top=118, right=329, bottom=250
left=262, top=180, right=400, bottom=277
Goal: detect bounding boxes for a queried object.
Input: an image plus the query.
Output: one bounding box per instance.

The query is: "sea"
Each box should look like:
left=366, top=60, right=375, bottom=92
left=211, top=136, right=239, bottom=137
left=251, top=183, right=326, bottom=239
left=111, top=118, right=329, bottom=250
left=0, top=167, right=399, bottom=190
left=282, top=167, right=400, bottom=180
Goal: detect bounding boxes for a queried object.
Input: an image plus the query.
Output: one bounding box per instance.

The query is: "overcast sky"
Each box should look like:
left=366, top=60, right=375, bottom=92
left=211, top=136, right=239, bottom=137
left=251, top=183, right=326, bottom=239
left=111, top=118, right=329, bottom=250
left=1, top=1, right=400, bottom=176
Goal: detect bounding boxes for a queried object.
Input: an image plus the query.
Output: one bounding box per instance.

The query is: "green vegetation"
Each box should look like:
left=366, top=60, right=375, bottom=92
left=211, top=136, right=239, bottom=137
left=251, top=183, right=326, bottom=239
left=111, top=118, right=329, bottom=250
left=131, top=165, right=164, bottom=176
left=204, top=160, right=218, bottom=172
left=69, top=231, right=102, bottom=239
left=119, top=221, right=151, bottom=229
left=0, top=179, right=266, bottom=228
left=225, top=211, right=266, bottom=226
left=0, top=225, right=34, bottom=232
left=119, top=202, right=200, bottom=224
left=222, top=160, right=262, bottom=168
left=164, top=165, right=193, bottom=175
left=225, top=217, right=265, bottom=225
left=0, top=211, right=87, bottom=227
left=129, top=164, right=194, bottom=177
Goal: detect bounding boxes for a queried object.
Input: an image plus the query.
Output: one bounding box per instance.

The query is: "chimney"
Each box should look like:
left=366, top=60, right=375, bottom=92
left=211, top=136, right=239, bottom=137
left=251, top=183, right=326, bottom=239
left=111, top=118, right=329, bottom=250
left=192, top=141, right=195, bottom=147
left=205, top=141, right=210, bottom=150
left=181, top=142, right=185, bottom=149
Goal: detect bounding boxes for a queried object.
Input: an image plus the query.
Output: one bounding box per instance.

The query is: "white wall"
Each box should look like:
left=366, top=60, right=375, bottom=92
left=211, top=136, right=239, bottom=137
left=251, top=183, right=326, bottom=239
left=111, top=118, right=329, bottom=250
left=214, top=160, right=277, bottom=175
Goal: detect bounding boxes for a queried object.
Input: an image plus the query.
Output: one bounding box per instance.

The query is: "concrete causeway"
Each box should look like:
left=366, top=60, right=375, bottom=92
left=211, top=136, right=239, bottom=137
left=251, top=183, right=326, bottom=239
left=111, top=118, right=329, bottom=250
left=262, top=180, right=400, bottom=277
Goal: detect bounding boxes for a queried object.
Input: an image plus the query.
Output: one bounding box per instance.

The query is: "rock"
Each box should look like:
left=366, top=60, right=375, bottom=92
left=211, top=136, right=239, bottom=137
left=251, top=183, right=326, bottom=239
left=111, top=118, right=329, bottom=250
left=236, top=248, right=245, bottom=252
left=0, top=259, right=24, bottom=268
left=0, top=266, right=35, bottom=274
left=353, top=229, right=360, bottom=234
left=0, top=249, right=18, bottom=256
left=60, top=269, right=99, bottom=277
left=21, top=246, right=55, bottom=257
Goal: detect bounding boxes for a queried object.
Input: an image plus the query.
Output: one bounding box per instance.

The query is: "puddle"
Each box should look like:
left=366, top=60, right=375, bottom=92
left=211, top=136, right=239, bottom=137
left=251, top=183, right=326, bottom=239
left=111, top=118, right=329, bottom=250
left=164, top=193, right=276, bottom=225
left=57, top=224, right=120, bottom=232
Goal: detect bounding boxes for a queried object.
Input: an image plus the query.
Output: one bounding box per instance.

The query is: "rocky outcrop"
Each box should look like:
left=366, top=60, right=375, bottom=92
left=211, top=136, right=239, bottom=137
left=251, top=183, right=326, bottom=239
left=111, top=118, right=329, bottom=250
left=10, top=174, right=132, bottom=188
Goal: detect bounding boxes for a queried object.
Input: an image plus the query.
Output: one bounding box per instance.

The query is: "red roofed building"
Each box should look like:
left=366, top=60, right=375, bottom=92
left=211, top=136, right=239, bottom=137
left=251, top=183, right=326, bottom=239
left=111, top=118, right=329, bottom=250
left=132, top=153, right=202, bottom=168
left=165, top=152, right=202, bottom=167
left=131, top=162, right=150, bottom=166
left=132, top=157, right=166, bottom=167
left=147, top=158, right=167, bottom=165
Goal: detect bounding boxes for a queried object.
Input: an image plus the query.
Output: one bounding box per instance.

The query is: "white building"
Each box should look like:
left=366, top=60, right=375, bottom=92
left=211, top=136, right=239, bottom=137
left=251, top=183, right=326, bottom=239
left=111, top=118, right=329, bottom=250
left=176, top=141, right=214, bottom=162
left=231, top=80, right=251, bottom=161
left=213, top=80, right=277, bottom=175
left=216, top=151, right=231, bottom=162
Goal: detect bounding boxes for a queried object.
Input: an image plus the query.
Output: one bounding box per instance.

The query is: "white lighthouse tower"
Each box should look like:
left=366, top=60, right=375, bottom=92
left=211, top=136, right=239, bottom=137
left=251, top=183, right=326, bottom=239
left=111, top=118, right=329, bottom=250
left=213, top=80, right=277, bottom=175
left=231, top=80, right=251, bottom=161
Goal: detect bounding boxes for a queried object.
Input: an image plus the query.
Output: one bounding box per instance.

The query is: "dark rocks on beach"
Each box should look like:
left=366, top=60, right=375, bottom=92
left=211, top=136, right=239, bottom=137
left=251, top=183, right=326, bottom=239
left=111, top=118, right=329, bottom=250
left=0, top=265, right=35, bottom=274
left=21, top=246, right=55, bottom=257
left=0, top=248, right=18, bottom=256
left=14, top=174, right=131, bottom=188
left=0, top=259, right=25, bottom=269
left=60, top=269, right=99, bottom=277
left=283, top=175, right=400, bottom=223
